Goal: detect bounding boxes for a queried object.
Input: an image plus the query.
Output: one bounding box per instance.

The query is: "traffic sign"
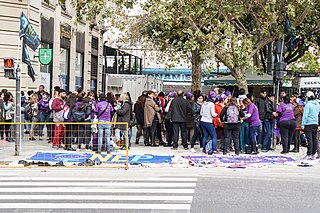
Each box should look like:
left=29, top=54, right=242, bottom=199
left=39, top=48, right=52, bottom=65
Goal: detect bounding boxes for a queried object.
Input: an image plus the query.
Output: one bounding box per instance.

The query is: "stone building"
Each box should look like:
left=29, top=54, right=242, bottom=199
left=0, top=0, right=104, bottom=94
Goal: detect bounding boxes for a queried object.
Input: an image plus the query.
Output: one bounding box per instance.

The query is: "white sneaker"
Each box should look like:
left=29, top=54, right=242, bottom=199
left=190, top=148, right=196, bottom=153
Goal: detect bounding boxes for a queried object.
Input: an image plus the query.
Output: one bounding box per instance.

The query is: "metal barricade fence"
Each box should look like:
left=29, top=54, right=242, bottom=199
left=0, top=121, right=130, bottom=169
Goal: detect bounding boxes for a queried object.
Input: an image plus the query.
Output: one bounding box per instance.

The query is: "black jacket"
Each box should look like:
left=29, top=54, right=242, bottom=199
left=265, top=99, right=276, bottom=120
left=169, top=96, right=192, bottom=123
left=134, top=102, right=144, bottom=126
left=256, top=97, right=268, bottom=120
left=116, top=101, right=132, bottom=130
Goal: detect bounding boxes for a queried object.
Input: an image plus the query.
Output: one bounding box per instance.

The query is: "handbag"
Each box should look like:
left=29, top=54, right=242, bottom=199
left=129, top=112, right=137, bottom=127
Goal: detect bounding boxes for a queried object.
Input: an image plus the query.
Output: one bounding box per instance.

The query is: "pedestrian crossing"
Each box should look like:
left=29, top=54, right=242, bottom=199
left=0, top=176, right=197, bottom=212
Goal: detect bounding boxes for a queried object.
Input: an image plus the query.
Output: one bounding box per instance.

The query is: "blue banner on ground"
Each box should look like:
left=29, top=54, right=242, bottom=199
left=184, top=155, right=295, bottom=165
left=27, top=152, right=173, bottom=164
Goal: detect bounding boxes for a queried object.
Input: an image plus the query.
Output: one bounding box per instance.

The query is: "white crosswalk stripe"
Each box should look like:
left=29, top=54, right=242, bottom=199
left=0, top=176, right=197, bottom=212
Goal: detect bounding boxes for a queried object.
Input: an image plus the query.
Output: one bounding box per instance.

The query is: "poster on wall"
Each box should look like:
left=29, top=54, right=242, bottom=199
left=40, top=73, right=50, bottom=91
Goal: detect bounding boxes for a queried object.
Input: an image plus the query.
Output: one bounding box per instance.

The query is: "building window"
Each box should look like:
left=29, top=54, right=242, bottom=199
left=59, top=48, right=70, bottom=91
left=91, top=55, right=98, bottom=92
left=75, top=52, right=84, bottom=90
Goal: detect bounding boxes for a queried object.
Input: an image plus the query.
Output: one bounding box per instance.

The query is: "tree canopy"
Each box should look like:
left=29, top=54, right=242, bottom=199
left=66, top=0, right=320, bottom=92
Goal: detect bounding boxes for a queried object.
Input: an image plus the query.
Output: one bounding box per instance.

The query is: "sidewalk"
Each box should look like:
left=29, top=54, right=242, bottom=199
left=0, top=136, right=307, bottom=164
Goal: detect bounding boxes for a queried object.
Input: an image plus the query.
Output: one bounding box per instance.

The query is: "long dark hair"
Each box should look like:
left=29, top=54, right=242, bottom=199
left=136, top=95, right=146, bottom=106
left=4, top=93, right=10, bottom=105
left=67, top=94, right=77, bottom=110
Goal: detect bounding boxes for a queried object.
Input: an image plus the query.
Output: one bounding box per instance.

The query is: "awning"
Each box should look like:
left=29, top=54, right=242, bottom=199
left=204, top=71, right=273, bottom=86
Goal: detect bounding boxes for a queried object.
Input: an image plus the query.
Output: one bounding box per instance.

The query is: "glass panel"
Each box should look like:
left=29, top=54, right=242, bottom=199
left=75, top=52, right=83, bottom=90
left=123, top=55, right=130, bottom=74
left=106, top=56, right=116, bottom=74
left=131, top=56, right=136, bottom=74
left=59, top=48, right=69, bottom=91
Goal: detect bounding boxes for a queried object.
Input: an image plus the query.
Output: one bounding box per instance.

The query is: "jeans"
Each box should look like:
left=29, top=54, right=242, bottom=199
left=257, top=120, right=264, bottom=145
left=79, top=123, right=92, bottom=147
left=21, top=113, right=29, bottom=132
left=120, top=128, right=132, bottom=148
left=262, top=119, right=274, bottom=150
left=98, top=121, right=111, bottom=152
left=173, top=122, right=188, bottom=148
left=240, top=122, right=249, bottom=151
left=4, top=119, right=12, bottom=139
left=39, top=112, right=51, bottom=137
left=293, top=129, right=301, bottom=150
left=279, top=120, right=296, bottom=153
left=200, top=121, right=217, bottom=152
left=249, top=125, right=260, bottom=152
left=223, top=123, right=241, bottom=154
left=304, top=124, right=318, bottom=156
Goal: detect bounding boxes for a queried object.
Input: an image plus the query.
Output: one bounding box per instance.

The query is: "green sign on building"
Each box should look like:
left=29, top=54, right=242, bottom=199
left=39, top=48, right=53, bottom=65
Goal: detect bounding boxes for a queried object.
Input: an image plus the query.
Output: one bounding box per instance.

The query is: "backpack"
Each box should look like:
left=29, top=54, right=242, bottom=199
left=226, top=105, right=239, bottom=123
left=72, top=105, right=86, bottom=122
left=24, top=104, right=34, bottom=121
left=63, top=105, right=71, bottom=120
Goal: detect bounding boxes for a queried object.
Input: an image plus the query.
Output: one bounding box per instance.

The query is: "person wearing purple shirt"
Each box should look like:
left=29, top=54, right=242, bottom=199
left=95, top=93, right=114, bottom=154
left=243, top=98, right=261, bottom=154
left=38, top=92, right=51, bottom=140
left=276, top=96, right=296, bottom=154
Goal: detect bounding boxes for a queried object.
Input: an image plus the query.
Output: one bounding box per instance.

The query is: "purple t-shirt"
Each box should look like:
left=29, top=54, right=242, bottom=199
left=95, top=101, right=113, bottom=121
left=277, top=103, right=295, bottom=122
left=246, top=103, right=261, bottom=127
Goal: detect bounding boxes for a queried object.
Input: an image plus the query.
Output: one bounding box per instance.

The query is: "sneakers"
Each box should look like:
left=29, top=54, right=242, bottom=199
left=213, top=151, right=220, bottom=155
left=29, top=137, right=36, bottom=141
left=39, top=137, right=43, bottom=140
left=190, top=148, right=196, bottom=153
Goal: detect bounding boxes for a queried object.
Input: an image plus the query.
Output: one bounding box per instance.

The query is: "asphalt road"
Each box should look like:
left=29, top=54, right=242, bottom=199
left=0, top=165, right=319, bottom=213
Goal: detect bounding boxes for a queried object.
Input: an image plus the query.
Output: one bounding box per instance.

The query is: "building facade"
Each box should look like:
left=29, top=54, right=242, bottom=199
left=0, top=0, right=103, bottom=95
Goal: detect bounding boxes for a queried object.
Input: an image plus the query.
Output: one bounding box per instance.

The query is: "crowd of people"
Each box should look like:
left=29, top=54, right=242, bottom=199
left=0, top=85, right=320, bottom=160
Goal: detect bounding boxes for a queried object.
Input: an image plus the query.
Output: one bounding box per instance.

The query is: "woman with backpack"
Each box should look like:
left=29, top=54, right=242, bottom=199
left=276, top=96, right=296, bottom=154
left=72, top=97, right=92, bottom=149
left=115, top=93, right=133, bottom=148
left=27, top=94, right=39, bottom=141
left=95, top=93, right=114, bottom=154
left=38, top=92, right=51, bottom=140
left=220, top=97, right=245, bottom=155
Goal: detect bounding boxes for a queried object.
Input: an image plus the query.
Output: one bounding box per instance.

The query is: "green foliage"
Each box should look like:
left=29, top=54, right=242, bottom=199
left=290, top=51, right=320, bottom=72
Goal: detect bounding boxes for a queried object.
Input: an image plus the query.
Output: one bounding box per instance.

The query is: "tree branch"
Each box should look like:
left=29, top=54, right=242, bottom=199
left=250, top=35, right=276, bottom=58
left=293, top=4, right=310, bottom=28
left=215, top=51, right=233, bottom=71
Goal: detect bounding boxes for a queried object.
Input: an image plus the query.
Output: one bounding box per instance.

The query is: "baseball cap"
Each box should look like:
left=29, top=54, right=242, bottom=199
left=185, top=92, right=193, bottom=99
left=306, top=91, right=315, bottom=98
left=168, top=92, right=175, bottom=98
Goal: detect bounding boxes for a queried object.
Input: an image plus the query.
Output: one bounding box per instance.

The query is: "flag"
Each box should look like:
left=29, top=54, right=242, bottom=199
left=19, top=12, right=40, bottom=51
left=22, top=40, right=36, bottom=82
left=284, top=14, right=298, bottom=51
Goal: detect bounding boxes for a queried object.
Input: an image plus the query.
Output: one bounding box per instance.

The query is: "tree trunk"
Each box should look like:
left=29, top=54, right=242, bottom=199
left=232, top=66, right=248, bottom=94
left=191, top=51, right=203, bottom=92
